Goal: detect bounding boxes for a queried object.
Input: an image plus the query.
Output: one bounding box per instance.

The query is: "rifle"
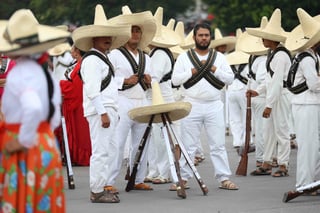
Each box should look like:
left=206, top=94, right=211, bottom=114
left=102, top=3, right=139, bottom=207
left=283, top=180, right=320, bottom=202
left=235, top=89, right=252, bottom=176
left=125, top=114, right=154, bottom=192
left=161, top=113, right=186, bottom=199
left=165, top=113, right=209, bottom=195
left=61, top=114, right=75, bottom=189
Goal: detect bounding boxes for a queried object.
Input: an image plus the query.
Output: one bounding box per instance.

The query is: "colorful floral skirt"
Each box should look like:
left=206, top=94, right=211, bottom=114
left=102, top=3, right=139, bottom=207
left=0, top=122, right=65, bottom=213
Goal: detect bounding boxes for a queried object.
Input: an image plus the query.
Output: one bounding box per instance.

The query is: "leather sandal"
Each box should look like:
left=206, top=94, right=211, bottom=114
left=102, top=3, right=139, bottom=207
left=250, top=167, right=272, bottom=176
left=90, top=191, right=120, bottom=203
left=133, top=183, right=153, bottom=190
left=169, top=180, right=190, bottom=191
left=104, top=186, right=119, bottom=194
left=219, top=180, right=239, bottom=190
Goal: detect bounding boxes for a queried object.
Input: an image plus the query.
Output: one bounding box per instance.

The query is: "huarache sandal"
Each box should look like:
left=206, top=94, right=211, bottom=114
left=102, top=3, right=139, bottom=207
left=272, top=158, right=279, bottom=167
left=272, top=165, right=288, bottom=177
left=90, top=191, right=120, bottom=203
left=133, top=183, right=153, bottom=190
left=169, top=180, right=190, bottom=191
left=152, top=178, right=170, bottom=184
left=250, top=167, right=272, bottom=176
left=219, top=180, right=239, bottom=190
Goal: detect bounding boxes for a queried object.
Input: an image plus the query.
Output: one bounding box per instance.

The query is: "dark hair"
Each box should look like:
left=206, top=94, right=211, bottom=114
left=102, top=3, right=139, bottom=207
left=193, top=23, right=211, bottom=37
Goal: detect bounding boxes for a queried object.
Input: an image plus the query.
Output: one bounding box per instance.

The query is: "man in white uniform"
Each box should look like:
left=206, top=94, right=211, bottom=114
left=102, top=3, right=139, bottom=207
left=172, top=23, right=238, bottom=190
left=72, top=4, right=131, bottom=203
left=108, top=6, right=157, bottom=190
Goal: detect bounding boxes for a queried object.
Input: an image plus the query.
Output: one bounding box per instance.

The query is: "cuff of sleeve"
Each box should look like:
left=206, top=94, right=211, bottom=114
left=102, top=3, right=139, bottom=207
left=91, top=95, right=107, bottom=115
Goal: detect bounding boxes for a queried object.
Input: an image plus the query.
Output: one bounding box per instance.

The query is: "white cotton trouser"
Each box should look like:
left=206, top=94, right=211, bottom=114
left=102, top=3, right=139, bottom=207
left=108, top=96, right=148, bottom=185
left=228, top=89, right=246, bottom=147
left=293, top=104, right=320, bottom=187
left=179, top=99, right=232, bottom=183
left=263, top=93, right=290, bottom=167
left=251, top=96, right=266, bottom=162
left=86, top=108, right=118, bottom=193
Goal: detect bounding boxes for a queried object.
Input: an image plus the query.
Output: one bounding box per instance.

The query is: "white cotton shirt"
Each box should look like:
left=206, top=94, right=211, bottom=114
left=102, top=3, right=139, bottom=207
left=249, top=55, right=267, bottom=97
left=52, top=51, right=73, bottom=82
left=108, top=48, right=152, bottom=100
left=1, top=57, right=61, bottom=148
left=290, top=49, right=320, bottom=105
left=80, top=48, right=118, bottom=117
left=172, top=50, right=234, bottom=101
left=256, top=49, right=291, bottom=108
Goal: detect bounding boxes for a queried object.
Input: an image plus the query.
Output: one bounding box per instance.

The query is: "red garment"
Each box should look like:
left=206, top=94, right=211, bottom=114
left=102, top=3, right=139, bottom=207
left=59, top=60, right=91, bottom=166
left=0, top=57, right=16, bottom=99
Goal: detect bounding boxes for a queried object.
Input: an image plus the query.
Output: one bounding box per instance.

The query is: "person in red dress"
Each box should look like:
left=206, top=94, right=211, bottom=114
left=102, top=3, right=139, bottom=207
left=59, top=44, right=92, bottom=166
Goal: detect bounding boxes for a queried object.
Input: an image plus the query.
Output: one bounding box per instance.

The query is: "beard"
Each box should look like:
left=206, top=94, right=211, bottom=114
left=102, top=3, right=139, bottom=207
left=195, top=41, right=210, bottom=50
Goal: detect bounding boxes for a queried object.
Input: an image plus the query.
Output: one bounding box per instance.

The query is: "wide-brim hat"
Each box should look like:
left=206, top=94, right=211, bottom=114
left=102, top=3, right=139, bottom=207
left=0, top=9, right=70, bottom=56
left=48, top=42, right=71, bottom=56
left=72, top=4, right=131, bottom=52
left=150, top=7, right=181, bottom=48
left=238, top=16, right=269, bottom=56
left=246, top=8, right=287, bottom=43
left=226, top=29, right=250, bottom=65
left=285, top=9, right=320, bottom=52
left=108, top=5, right=156, bottom=50
left=128, top=82, right=192, bottom=123
left=210, top=28, right=236, bottom=53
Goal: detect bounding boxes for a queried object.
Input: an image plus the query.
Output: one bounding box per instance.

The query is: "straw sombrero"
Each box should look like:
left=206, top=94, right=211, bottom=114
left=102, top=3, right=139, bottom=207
left=237, top=16, right=269, bottom=56
left=181, top=28, right=195, bottom=50
left=285, top=8, right=320, bottom=52
left=48, top=42, right=71, bottom=56
left=128, top=82, right=192, bottom=123
left=71, top=4, right=131, bottom=52
left=226, top=29, right=250, bottom=65
left=210, top=28, right=236, bottom=53
left=0, top=9, right=70, bottom=56
left=108, top=5, right=156, bottom=50
left=246, top=8, right=287, bottom=43
left=167, top=20, right=186, bottom=59
left=150, top=7, right=181, bottom=48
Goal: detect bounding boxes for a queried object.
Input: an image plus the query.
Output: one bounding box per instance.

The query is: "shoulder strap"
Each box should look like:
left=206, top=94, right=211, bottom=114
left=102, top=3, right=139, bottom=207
left=118, top=46, right=149, bottom=91
left=287, top=51, right=315, bottom=94
left=81, top=51, right=115, bottom=92
left=150, top=47, right=175, bottom=83
left=266, top=46, right=291, bottom=77
left=248, top=55, right=258, bottom=80
left=231, top=64, right=248, bottom=85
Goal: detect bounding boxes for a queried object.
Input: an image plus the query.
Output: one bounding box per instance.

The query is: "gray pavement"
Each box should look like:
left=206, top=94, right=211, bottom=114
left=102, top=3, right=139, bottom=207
left=65, top=135, right=320, bottom=213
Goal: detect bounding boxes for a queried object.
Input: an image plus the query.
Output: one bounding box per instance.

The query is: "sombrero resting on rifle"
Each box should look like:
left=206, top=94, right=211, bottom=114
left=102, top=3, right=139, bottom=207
left=128, top=82, right=192, bottom=123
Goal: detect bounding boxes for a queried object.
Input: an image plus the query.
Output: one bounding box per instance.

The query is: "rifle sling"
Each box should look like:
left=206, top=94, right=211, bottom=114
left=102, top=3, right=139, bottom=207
left=118, top=46, right=148, bottom=91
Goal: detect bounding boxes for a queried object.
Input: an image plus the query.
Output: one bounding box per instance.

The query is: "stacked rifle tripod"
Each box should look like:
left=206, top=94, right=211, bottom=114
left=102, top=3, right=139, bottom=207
left=125, top=83, right=208, bottom=198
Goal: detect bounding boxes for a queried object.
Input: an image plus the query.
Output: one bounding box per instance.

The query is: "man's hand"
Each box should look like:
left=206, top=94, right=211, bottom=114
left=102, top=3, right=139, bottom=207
left=143, top=74, right=152, bottom=85
left=246, top=89, right=259, bottom=97
left=191, top=68, right=198, bottom=75
left=263, top=107, right=272, bottom=118
left=211, top=65, right=217, bottom=73
left=124, top=74, right=139, bottom=85
left=101, top=113, right=110, bottom=128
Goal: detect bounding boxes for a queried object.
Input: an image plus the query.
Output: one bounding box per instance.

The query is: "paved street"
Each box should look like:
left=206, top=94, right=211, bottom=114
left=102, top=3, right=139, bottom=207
left=65, top=134, right=319, bottom=213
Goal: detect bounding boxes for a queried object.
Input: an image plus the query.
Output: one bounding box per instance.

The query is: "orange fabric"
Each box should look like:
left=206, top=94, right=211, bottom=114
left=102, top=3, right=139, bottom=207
left=0, top=122, right=65, bottom=213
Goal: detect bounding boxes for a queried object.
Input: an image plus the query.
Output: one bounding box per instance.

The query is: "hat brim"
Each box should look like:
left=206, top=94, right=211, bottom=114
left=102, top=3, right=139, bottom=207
left=170, top=45, right=186, bottom=59
left=0, top=22, right=70, bottom=55
left=72, top=25, right=131, bottom=52
left=285, top=15, right=320, bottom=52
left=246, top=28, right=286, bottom=43
left=226, top=50, right=250, bottom=65
left=108, top=11, right=157, bottom=50
left=128, top=101, right=192, bottom=123
left=47, top=42, right=71, bottom=56
left=150, top=26, right=181, bottom=48
left=210, top=36, right=236, bottom=53
left=237, top=32, right=268, bottom=55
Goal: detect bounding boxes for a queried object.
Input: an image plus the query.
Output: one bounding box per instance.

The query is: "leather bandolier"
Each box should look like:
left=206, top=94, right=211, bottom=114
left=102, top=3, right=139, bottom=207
left=266, top=46, right=292, bottom=88
left=149, top=47, right=175, bottom=83
left=231, top=64, right=248, bottom=85
left=184, top=48, right=225, bottom=90
left=118, top=46, right=149, bottom=91
left=287, top=51, right=319, bottom=94
left=80, top=51, right=115, bottom=92
left=248, top=55, right=258, bottom=80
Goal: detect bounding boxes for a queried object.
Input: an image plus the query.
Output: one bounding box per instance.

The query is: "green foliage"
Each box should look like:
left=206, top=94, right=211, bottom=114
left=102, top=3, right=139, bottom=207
left=203, top=0, right=320, bottom=35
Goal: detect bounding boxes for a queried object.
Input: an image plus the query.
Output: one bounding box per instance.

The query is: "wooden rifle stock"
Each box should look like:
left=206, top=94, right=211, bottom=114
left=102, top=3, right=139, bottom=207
left=283, top=181, right=320, bottom=202
left=125, top=115, right=154, bottom=192
left=235, top=92, right=251, bottom=176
